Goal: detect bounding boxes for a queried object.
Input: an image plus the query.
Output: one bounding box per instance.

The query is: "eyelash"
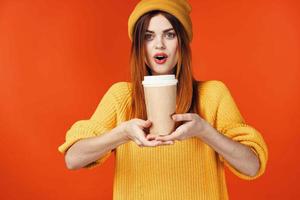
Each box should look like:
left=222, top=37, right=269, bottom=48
left=145, top=32, right=176, bottom=41
left=166, top=32, right=176, bottom=38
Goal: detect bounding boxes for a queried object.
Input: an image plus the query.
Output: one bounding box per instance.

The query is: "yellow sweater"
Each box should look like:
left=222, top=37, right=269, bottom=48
left=58, top=80, right=268, bottom=200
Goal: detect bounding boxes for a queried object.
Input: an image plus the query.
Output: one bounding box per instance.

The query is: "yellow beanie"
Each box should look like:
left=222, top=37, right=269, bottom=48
left=128, top=0, right=193, bottom=42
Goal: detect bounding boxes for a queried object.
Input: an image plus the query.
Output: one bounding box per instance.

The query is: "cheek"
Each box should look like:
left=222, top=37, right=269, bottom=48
left=171, top=45, right=179, bottom=61
left=169, top=41, right=178, bottom=55
left=144, top=46, right=154, bottom=67
left=145, top=42, right=154, bottom=54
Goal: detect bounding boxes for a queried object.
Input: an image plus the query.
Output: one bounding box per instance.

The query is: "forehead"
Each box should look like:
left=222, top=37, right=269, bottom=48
left=147, top=14, right=173, bottom=31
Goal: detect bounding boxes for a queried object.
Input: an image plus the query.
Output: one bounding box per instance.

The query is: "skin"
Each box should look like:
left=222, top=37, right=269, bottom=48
left=148, top=114, right=260, bottom=177
left=144, top=14, right=179, bottom=75
left=65, top=14, right=260, bottom=177
left=143, top=14, right=260, bottom=177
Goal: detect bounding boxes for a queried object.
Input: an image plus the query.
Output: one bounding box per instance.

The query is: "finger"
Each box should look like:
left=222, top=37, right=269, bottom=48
left=144, top=120, right=152, bottom=128
left=156, top=131, right=181, bottom=141
left=137, top=119, right=152, bottom=128
left=146, top=134, right=157, bottom=140
left=136, top=130, right=160, bottom=147
left=172, top=113, right=194, bottom=122
left=140, top=136, right=161, bottom=147
left=135, top=137, right=157, bottom=147
left=160, top=140, right=174, bottom=145
left=135, top=139, right=142, bottom=147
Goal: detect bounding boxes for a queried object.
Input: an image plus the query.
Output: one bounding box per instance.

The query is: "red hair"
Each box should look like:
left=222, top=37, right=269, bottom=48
left=127, top=11, right=200, bottom=122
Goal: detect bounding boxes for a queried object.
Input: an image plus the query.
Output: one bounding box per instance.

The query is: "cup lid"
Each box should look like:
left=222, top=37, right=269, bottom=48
left=142, top=75, right=178, bottom=87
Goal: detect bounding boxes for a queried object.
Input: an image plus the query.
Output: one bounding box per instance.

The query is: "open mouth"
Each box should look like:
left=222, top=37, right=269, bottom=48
left=154, top=53, right=168, bottom=64
left=155, top=55, right=167, bottom=60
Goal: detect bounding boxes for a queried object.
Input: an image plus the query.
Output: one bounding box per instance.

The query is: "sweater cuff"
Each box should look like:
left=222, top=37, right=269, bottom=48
left=58, top=121, right=114, bottom=168
left=58, top=128, right=97, bottom=154
left=218, top=125, right=268, bottom=181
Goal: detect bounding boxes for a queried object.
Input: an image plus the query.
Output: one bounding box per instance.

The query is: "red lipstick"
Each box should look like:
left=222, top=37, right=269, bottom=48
left=153, top=53, right=168, bottom=64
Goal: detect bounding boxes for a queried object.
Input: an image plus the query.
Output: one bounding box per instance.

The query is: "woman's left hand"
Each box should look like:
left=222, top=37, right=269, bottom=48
left=155, top=113, right=210, bottom=142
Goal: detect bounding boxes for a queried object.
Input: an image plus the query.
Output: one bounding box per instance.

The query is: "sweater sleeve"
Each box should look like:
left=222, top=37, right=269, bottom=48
left=58, top=83, right=119, bottom=169
left=215, top=81, right=268, bottom=180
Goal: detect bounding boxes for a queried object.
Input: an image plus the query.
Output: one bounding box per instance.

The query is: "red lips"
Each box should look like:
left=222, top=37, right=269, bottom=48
left=153, top=53, right=168, bottom=64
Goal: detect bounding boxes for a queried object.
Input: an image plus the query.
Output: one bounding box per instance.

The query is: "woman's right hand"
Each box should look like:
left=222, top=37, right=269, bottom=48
left=119, top=118, right=174, bottom=147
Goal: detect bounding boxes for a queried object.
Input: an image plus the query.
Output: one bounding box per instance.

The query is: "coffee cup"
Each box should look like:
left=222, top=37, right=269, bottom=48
left=142, top=75, right=178, bottom=136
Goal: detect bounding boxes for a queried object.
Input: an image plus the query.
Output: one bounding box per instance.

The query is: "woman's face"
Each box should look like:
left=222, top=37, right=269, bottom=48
left=144, top=14, right=179, bottom=75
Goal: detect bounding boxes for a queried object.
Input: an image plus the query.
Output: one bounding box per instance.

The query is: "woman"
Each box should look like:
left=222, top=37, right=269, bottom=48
left=58, top=0, right=268, bottom=199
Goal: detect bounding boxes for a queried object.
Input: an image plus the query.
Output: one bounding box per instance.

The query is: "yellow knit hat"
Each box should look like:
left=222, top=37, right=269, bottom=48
left=128, top=0, right=193, bottom=42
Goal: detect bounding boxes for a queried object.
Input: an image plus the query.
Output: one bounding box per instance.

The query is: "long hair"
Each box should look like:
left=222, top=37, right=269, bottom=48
left=127, top=10, right=200, bottom=121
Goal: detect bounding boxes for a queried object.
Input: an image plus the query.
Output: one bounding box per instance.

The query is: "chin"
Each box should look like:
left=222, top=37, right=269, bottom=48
left=150, top=66, right=174, bottom=75
left=151, top=69, right=172, bottom=75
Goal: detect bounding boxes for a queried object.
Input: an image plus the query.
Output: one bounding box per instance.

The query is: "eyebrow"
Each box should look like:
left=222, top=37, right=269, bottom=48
left=146, top=28, right=174, bottom=33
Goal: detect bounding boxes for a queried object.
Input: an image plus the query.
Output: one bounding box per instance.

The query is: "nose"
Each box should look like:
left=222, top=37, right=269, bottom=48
left=155, top=37, right=166, bottom=49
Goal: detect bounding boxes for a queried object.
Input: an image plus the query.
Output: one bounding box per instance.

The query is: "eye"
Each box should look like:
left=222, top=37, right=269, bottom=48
left=165, top=32, right=176, bottom=39
left=145, top=33, right=154, bottom=41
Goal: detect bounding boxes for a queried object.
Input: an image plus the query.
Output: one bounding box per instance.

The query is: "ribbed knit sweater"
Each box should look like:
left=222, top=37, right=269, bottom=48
left=58, top=80, right=268, bottom=200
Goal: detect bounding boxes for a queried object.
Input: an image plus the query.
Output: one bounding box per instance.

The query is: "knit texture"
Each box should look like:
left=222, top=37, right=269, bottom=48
left=58, top=80, right=268, bottom=200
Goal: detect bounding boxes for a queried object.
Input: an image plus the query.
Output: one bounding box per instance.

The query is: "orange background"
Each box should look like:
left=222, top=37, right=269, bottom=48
left=1, top=0, right=299, bottom=199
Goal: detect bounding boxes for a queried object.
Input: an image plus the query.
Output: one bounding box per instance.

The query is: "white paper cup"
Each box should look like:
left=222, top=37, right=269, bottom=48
left=142, top=75, right=178, bottom=135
